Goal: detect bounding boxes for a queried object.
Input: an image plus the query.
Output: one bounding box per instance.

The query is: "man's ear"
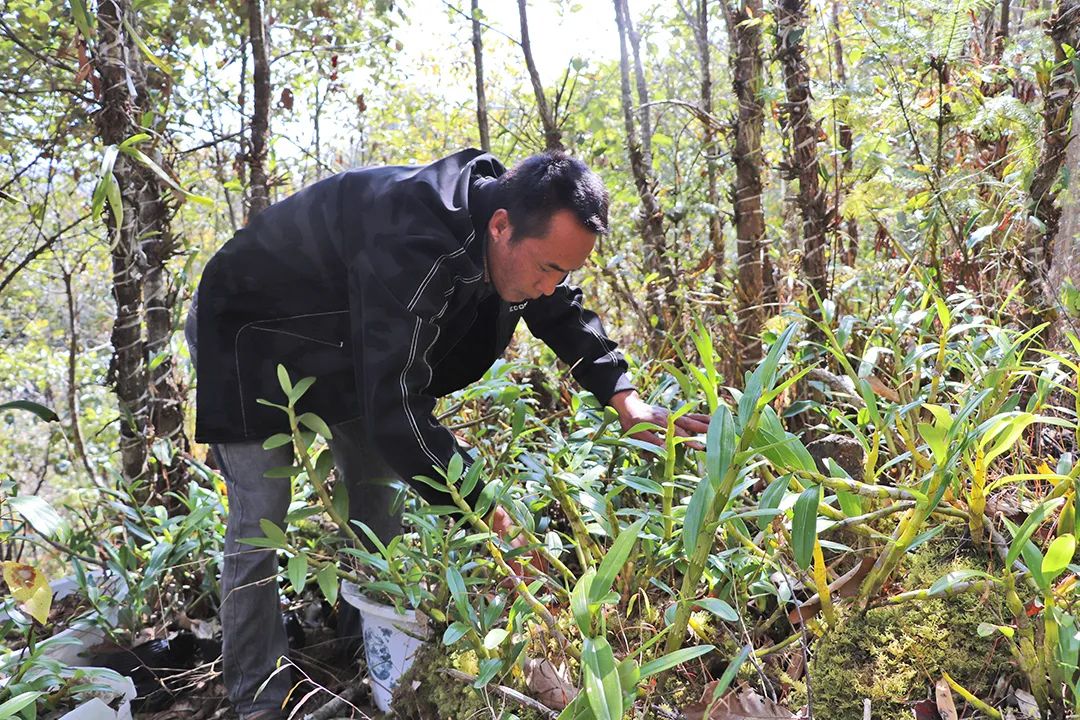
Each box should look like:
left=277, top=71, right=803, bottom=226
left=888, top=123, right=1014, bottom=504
left=489, top=208, right=512, bottom=245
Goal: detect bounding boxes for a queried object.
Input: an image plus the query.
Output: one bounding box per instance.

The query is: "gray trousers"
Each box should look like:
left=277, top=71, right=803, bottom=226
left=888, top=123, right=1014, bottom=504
left=186, top=299, right=404, bottom=715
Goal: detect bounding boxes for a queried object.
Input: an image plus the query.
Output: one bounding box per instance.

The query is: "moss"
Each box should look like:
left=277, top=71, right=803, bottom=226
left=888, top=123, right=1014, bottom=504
left=391, top=642, right=548, bottom=720
left=808, top=539, right=1008, bottom=720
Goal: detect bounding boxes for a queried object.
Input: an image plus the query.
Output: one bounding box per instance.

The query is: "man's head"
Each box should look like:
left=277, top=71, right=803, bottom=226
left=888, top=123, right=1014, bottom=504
left=486, top=152, right=609, bottom=303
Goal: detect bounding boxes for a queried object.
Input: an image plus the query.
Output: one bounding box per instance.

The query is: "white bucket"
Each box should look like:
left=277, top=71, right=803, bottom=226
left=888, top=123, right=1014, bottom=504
left=340, top=581, right=430, bottom=713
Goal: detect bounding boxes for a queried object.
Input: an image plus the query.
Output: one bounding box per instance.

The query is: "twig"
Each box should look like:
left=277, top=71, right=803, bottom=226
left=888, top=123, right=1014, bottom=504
left=440, top=668, right=558, bottom=718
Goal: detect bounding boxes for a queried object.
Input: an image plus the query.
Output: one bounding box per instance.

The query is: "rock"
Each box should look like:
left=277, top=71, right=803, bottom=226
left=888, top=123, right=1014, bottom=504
left=806, top=434, right=865, bottom=480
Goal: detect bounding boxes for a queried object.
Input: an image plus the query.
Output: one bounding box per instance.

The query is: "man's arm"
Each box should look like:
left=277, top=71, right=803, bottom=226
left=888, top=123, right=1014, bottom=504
left=522, top=282, right=635, bottom=405
left=524, top=283, right=709, bottom=448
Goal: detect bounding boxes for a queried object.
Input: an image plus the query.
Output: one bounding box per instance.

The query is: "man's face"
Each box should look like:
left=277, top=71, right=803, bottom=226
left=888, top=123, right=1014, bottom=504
left=486, top=208, right=597, bottom=303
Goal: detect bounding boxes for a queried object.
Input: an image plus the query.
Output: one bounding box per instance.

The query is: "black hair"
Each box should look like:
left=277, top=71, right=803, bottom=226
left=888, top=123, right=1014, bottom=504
left=495, top=151, right=609, bottom=241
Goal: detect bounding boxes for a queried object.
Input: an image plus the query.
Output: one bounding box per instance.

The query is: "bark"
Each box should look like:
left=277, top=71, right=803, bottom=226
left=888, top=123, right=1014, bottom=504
left=831, top=1, right=857, bottom=266
left=776, top=0, right=830, bottom=332
left=471, top=0, right=491, bottom=152
left=614, top=0, right=669, bottom=337
left=723, top=0, right=767, bottom=368
left=1048, top=95, right=1080, bottom=343
left=94, top=0, right=152, bottom=486
left=94, top=0, right=185, bottom=501
left=62, top=271, right=97, bottom=487
left=247, top=0, right=271, bottom=219
left=516, top=0, right=563, bottom=151
left=1019, top=0, right=1079, bottom=330
left=623, top=4, right=652, bottom=160
left=144, top=220, right=187, bottom=502
left=678, top=0, right=723, bottom=288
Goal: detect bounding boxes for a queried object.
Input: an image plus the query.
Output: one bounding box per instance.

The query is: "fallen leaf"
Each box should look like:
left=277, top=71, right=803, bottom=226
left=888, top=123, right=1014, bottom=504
left=865, top=375, right=900, bottom=403
left=789, top=556, right=876, bottom=625
left=935, top=678, right=958, bottom=720
left=1013, top=688, right=1039, bottom=719
left=523, top=657, right=577, bottom=710
left=911, top=698, right=941, bottom=719
left=1, top=561, right=52, bottom=623
left=682, top=684, right=796, bottom=720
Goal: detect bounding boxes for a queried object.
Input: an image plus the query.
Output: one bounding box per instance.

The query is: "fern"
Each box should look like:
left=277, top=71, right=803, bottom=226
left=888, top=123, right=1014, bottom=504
left=926, top=0, right=996, bottom=61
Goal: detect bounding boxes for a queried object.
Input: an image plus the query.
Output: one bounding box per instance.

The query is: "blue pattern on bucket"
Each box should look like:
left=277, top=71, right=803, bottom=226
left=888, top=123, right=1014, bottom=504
left=364, top=625, right=394, bottom=683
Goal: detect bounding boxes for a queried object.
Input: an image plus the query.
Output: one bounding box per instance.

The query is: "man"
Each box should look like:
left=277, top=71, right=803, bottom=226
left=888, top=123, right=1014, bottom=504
left=187, top=149, right=707, bottom=719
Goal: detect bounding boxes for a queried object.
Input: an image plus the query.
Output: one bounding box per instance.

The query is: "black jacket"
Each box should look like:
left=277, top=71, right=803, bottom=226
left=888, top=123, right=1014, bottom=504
left=194, top=149, right=633, bottom=502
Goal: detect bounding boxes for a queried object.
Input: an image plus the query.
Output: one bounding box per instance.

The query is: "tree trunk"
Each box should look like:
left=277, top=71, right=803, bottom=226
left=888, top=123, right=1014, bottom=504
left=93, top=0, right=155, bottom=488
left=1019, top=0, right=1079, bottom=330
left=1048, top=96, right=1080, bottom=343
left=614, top=0, right=669, bottom=339
left=144, top=218, right=188, bottom=502
left=471, top=0, right=491, bottom=152
left=623, top=3, right=652, bottom=160
left=247, top=0, right=271, bottom=219
left=516, top=0, right=563, bottom=151
left=831, top=0, right=857, bottom=266
left=724, top=0, right=767, bottom=368
left=776, top=0, right=830, bottom=333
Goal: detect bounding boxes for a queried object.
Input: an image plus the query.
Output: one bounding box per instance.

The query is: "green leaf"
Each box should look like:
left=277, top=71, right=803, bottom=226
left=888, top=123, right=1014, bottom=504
left=617, top=656, right=640, bottom=694
left=316, top=563, right=338, bottom=605
left=713, top=645, right=751, bottom=698
left=332, top=481, right=350, bottom=524
left=7, top=495, right=66, bottom=538
left=582, top=637, right=623, bottom=720
left=706, top=405, right=736, bottom=489
left=263, top=465, right=304, bottom=478
left=928, top=569, right=997, bottom=596
left=276, top=365, right=293, bottom=396
left=918, top=422, right=949, bottom=466
left=258, top=519, right=288, bottom=547
left=120, top=17, right=170, bottom=76
left=262, top=433, right=292, bottom=450
left=290, top=376, right=316, bottom=403
left=483, top=628, right=510, bottom=650
left=757, top=474, right=791, bottom=530
left=0, top=691, right=44, bottom=718
left=446, top=452, right=464, bottom=484
left=447, top=565, right=473, bottom=625
left=1006, top=498, right=1065, bottom=566
left=443, top=621, right=471, bottom=646
left=1042, top=534, right=1076, bottom=585
left=298, top=412, right=334, bottom=440
left=287, top=554, right=308, bottom=593
left=683, top=474, right=715, bottom=557
left=694, top=598, right=738, bottom=622
left=0, top=400, right=59, bottom=422
left=638, top=644, right=714, bottom=679
left=69, top=0, right=94, bottom=37
left=792, top=484, right=821, bottom=570
left=590, top=518, right=646, bottom=604
left=473, top=658, right=502, bottom=688
left=572, top=568, right=596, bottom=635
left=983, top=413, right=1038, bottom=464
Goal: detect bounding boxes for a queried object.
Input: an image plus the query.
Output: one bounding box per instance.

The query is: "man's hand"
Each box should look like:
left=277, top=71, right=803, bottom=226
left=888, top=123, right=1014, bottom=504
left=609, top=389, right=711, bottom=451
left=489, top=505, right=547, bottom=577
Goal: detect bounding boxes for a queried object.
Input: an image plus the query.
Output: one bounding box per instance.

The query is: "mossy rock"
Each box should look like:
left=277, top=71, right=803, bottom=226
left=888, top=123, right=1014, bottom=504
left=809, top=538, right=1010, bottom=720
left=391, top=642, right=547, bottom=719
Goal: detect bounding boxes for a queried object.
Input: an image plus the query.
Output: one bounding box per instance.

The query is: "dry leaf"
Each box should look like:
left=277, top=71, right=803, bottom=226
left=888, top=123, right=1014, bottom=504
left=1013, top=688, right=1039, bottom=719
left=682, top=684, right=796, bottom=720
left=911, top=698, right=941, bottom=719
left=789, top=556, right=875, bottom=625
left=523, top=657, right=577, bottom=710
left=935, top=678, right=958, bottom=720
left=1, top=561, right=52, bottom=624
left=865, top=375, right=901, bottom=403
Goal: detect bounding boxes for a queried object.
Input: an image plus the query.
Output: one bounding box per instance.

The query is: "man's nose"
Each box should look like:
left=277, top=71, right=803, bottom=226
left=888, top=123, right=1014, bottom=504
left=539, top=276, right=560, bottom=296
